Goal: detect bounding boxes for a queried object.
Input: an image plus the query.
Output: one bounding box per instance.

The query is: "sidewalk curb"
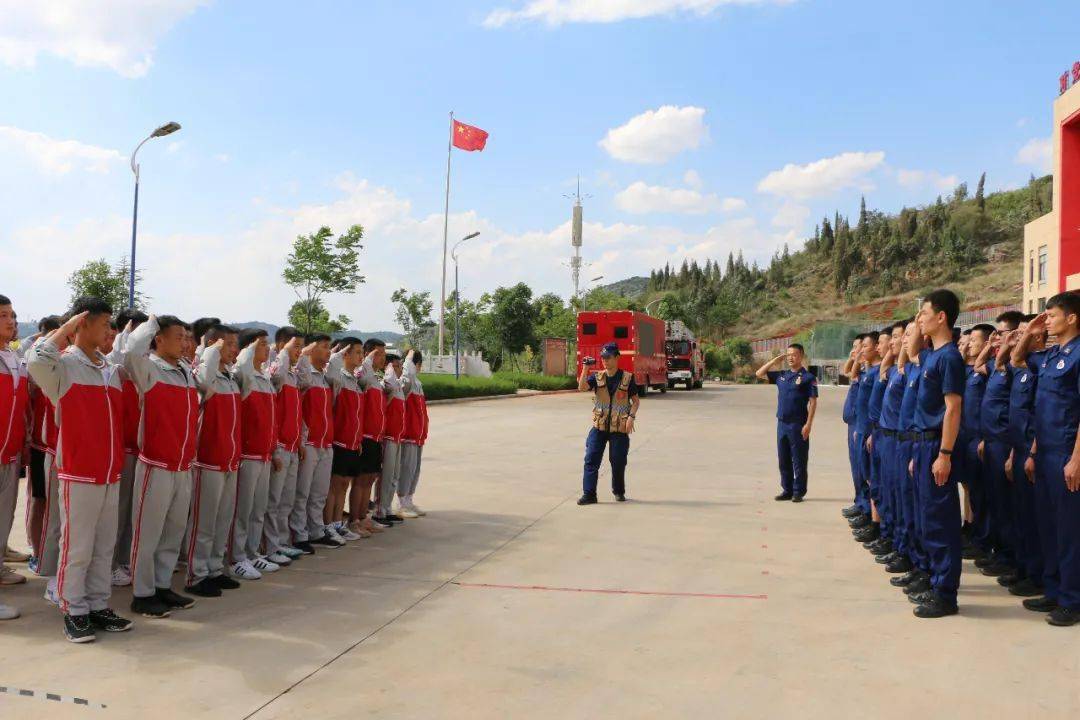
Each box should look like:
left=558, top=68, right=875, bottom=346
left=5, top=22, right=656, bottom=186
left=427, top=388, right=579, bottom=406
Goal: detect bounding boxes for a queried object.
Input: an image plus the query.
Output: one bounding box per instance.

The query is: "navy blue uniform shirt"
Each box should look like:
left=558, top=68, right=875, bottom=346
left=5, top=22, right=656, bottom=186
left=879, top=365, right=904, bottom=431
left=960, top=365, right=986, bottom=438
left=899, top=362, right=923, bottom=431
left=1033, top=335, right=1080, bottom=453
left=915, top=342, right=965, bottom=432
left=1008, top=361, right=1038, bottom=448
left=842, top=378, right=859, bottom=425
left=980, top=358, right=1011, bottom=442
left=855, top=364, right=880, bottom=435
left=768, top=368, right=818, bottom=425
left=868, top=366, right=888, bottom=425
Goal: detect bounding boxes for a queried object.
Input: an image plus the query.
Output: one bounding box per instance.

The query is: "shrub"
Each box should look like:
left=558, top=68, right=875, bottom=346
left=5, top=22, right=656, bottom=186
left=494, top=371, right=576, bottom=391
left=419, top=374, right=517, bottom=400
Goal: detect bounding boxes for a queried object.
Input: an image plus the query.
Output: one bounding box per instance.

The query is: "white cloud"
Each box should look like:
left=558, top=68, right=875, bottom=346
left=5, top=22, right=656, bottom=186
left=483, top=0, right=793, bottom=28
left=600, top=105, right=708, bottom=164
left=0, top=0, right=207, bottom=78
left=0, top=125, right=124, bottom=175
left=756, top=151, right=885, bottom=199
left=1016, top=136, right=1052, bottom=172
left=615, top=180, right=744, bottom=215
left=683, top=169, right=703, bottom=188
left=770, top=202, right=810, bottom=230
left=895, top=168, right=960, bottom=193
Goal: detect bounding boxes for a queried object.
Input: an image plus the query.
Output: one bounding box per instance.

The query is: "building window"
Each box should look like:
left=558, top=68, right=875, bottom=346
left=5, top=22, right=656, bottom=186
left=1030, top=250, right=1035, bottom=285
left=1039, top=297, right=1047, bottom=312
left=1029, top=300, right=1033, bottom=313
left=1038, top=245, right=1048, bottom=286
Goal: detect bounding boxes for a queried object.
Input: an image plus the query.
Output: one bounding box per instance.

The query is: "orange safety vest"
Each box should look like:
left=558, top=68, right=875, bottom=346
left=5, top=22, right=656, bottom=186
left=591, top=370, right=632, bottom=433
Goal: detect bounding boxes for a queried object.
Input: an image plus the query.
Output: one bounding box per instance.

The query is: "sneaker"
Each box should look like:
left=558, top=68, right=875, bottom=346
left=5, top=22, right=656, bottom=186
left=27, top=555, right=39, bottom=574
left=185, top=578, right=223, bottom=598
left=577, top=494, right=598, bottom=506
left=293, top=540, right=315, bottom=555
left=370, top=516, right=393, bottom=528
left=266, top=552, right=293, bottom=565
left=156, top=588, right=196, bottom=609
left=325, top=525, right=348, bottom=544
left=362, top=519, right=385, bottom=534
left=347, top=521, right=372, bottom=538
left=398, top=506, right=420, bottom=519
left=251, top=557, right=280, bottom=573
left=310, top=533, right=344, bottom=548
left=614, top=494, right=627, bottom=502
left=280, top=545, right=305, bottom=559
left=774, top=493, right=793, bottom=501
left=44, top=577, right=60, bottom=606
left=384, top=513, right=404, bottom=522
left=0, top=566, right=27, bottom=585
left=1023, top=595, right=1057, bottom=613
left=231, top=560, right=263, bottom=580
left=88, top=608, right=133, bottom=632
left=337, top=525, right=363, bottom=541
left=4, top=547, right=30, bottom=563
left=1046, top=606, right=1080, bottom=627
left=1007, top=578, right=1044, bottom=597
left=63, top=613, right=96, bottom=643
left=210, top=574, right=241, bottom=590
left=111, top=566, right=132, bottom=587
left=130, top=595, right=171, bottom=618
left=0, top=602, right=19, bottom=620
left=408, top=501, right=427, bottom=517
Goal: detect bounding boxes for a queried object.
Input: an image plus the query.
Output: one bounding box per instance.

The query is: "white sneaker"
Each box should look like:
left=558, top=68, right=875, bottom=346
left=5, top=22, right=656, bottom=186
left=0, top=602, right=19, bottom=620
left=111, top=566, right=132, bottom=587
left=337, top=524, right=363, bottom=541
left=251, top=556, right=281, bottom=573
left=231, top=560, right=262, bottom=580
left=408, top=500, right=427, bottom=517
left=266, top=552, right=292, bottom=565
left=0, top=566, right=27, bottom=585
left=44, top=577, right=60, bottom=606
left=398, top=505, right=419, bottom=519
left=325, top=526, right=347, bottom=546
left=280, top=546, right=304, bottom=559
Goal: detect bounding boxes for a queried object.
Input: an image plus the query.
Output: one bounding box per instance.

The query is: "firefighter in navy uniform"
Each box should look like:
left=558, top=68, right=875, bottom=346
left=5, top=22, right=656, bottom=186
left=756, top=343, right=818, bottom=503
left=578, top=342, right=640, bottom=505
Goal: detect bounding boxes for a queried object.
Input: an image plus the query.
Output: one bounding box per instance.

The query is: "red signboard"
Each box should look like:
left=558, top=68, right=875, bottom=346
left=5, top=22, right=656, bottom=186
left=1061, top=61, right=1080, bottom=95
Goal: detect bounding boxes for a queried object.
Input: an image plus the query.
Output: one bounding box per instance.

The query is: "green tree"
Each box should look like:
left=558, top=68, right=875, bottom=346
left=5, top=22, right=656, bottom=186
left=283, top=225, right=364, bottom=336
left=391, top=288, right=434, bottom=348
left=487, top=283, right=538, bottom=369
left=288, top=299, right=348, bottom=335
left=532, top=293, right=575, bottom=340
left=68, top=257, right=145, bottom=311
left=975, top=172, right=986, bottom=212
left=723, top=337, right=754, bottom=368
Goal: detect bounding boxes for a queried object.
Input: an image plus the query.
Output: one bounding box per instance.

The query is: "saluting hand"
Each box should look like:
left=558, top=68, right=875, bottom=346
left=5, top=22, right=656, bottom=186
left=932, top=453, right=951, bottom=487
left=52, top=311, right=89, bottom=351
left=301, top=341, right=316, bottom=357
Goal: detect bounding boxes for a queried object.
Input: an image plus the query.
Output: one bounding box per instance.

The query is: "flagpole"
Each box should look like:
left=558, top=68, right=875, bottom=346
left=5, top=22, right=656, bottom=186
left=438, top=111, right=454, bottom=359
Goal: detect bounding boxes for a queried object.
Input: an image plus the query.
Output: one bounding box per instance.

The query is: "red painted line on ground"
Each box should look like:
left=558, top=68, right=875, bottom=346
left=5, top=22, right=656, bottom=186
left=452, top=582, right=767, bottom=600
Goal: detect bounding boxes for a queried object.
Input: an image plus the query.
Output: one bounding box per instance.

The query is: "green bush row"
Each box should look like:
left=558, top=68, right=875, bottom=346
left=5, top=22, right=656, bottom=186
left=418, top=372, right=575, bottom=400
left=493, top=372, right=577, bottom=391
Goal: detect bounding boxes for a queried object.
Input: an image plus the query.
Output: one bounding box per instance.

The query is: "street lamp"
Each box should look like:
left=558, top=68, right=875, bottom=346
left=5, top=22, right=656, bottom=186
left=128, top=121, right=181, bottom=308
left=645, top=298, right=663, bottom=315
left=452, top=231, right=480, bottom=379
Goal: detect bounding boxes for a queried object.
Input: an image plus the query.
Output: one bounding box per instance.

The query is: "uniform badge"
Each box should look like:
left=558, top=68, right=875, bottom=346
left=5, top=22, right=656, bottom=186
left=1066, top=347, right=1072, bottom=354
left=1058, top=360, right=1066, bottom=370
left=1021, top=374, right=1028, bottom=383
left=795, top=376, right=802, bottom=385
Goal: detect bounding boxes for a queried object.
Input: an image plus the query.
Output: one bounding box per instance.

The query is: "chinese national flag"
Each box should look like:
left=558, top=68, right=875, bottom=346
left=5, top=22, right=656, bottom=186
left=452, top=120, right=488, bottom=152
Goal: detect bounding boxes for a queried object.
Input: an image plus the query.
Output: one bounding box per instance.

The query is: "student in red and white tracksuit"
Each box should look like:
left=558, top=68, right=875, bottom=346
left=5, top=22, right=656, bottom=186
left=184, top=328, right=243, bottom=597
left=397, top=350, right=429, bottom=518
left=26, top=302, right=133, bottom=641
left=0, top=298, right=29, bottom=605
left=265, top=333, right=304, bottom=562
left=356, top=339, right=388, bottom=528
left=291, top=335, right=334, bottom=554
left=376, top=355, right=406, bottom=521
left=229, top=329, right=278, bottom=579
left=124, top=314, right=200, bottom=618
left=324, top=338, right=365, bottom=543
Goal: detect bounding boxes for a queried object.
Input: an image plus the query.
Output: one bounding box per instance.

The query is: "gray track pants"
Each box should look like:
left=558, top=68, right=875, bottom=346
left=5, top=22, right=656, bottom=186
left=185, top=467, right=236, bottom=585
left=57, top=480, right=119, bottom=616
left=113, top=453, right=137, bottom=569
left=231, top=459, right=271, bottom=564
left=265, top=447, right=299, bottom=554
left=377, top=440, right=402, bottom=516
left=39, top=453, right=61, bottom=578
left=131, top=462, right=192, bottom=598
left=0, top=462, right=18, bottom=576
left=397, top=444, right=423, bottom=498
left=291, top=446, right=332, bottom=542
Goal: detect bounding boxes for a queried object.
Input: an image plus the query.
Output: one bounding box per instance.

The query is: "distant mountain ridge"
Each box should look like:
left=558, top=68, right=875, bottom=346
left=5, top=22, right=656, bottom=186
left=595, top=276, right=649, bottom=299
left=14, top=320, right=404, bottom=346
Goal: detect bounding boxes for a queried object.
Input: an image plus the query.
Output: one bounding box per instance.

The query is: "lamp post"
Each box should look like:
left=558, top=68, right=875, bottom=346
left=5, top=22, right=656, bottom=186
left=645, top=298, right=664, bottom=315
left=452, top=231, right=480, bottom=379
left=129, top=121, right=181, bottom=308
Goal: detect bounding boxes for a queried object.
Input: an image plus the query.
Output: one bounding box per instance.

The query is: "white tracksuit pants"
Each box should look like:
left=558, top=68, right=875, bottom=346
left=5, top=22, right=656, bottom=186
left=377, top=440, right=402, bottom=516
left=397, top=444, right=423, bottom=498
left=0, top=461, right=19, bottom=576
left=185, top=467, right=237, bottom=585
left=57, top=480, right=119, bottom=616
left=293, top=446, right=332, bottom=541
left=265, top=447, right=299, bottom=554
left=130, top=462, right=192, bottom=599
left=231, top=459, right=271, bottom=564
left=38, top=453, right=61, bottom=578
left=112, top=452, right=137, bottom=569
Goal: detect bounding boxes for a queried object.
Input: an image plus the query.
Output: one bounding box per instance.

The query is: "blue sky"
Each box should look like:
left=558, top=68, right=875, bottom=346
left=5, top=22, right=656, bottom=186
left=1, top=1, right=1075, bottom=330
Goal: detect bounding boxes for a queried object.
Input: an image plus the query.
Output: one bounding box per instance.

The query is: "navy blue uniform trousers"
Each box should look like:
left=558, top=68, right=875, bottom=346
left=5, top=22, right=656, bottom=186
left=777, top=420, right=808, bottom=496
left=582, top=428, right=629, bottom=496
left=913, top=438, right=962, bottom=603
left=1011, top=442, right=1043, bottom=584
left=1035, top=448, right=1080, bottom=610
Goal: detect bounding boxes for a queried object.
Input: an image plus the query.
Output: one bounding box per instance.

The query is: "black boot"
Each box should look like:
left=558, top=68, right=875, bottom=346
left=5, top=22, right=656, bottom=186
left=577, top=494, right=598, bottom=506
left=913, top=593, right=959, bottom=618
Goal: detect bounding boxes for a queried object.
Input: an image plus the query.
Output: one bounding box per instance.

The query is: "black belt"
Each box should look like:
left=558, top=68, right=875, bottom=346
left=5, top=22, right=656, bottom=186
left=909, top=430, right=942, bottom=442
left=880, top=428, right=898, bottom=438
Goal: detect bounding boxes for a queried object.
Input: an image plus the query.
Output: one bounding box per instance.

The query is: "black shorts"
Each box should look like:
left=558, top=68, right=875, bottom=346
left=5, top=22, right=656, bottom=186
left=332, top=446, right=364, bottom=477
left=29, top=448, right=46, bottom=499
left=358, top=438, right=383, bottom=474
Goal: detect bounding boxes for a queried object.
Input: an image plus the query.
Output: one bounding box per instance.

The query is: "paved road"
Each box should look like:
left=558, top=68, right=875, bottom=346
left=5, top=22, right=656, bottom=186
left=1, top=385, right=1078, bottom=719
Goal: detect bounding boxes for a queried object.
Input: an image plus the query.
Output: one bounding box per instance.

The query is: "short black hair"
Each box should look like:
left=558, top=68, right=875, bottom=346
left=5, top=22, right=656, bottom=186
left=788, top=343, right=805, bottom=354
left=275, top=326, right=301, bottom=344
left=961, top=328, right=972, bottom=336
left=412, top=350, right=423, bottom=365
left=891, top=322, right=906, bottom=333
left=38, top=315, right=62, bottom=333
left=0, top=294, right=9, bottom=306
left=863, top=330, right=880, bottom=343
left=952, top=327, right=962, bottom=342
left=1046, top=292, right=1080, bottom=321
left=204, top=324, right=238, bottom=345
left=1023, top=313, right=1038, bottom=322
left=923, top=289, right=960, bottom=328
left=996, top=310, right=1024, bottom=330
left=306, top=333, right=332, bottom=345
left=191, top=317, right=222, bottom=343
left=70, top=296, right=113, bottom=318
left=363, top=337, right=386, bottom=354
left=337, top=336, right=363, bottom=352
left=113, top=308, right=148, bottom=331
left=238, top=328, right=268, bottom=349
left=970, top=323, right=995, bottom=340
left=854, top=333, right=866, bottom=342
left=385, top=353, right=401, bottom=364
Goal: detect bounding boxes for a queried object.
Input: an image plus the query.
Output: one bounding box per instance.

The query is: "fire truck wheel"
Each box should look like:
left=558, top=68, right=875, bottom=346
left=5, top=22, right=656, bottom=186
left=659, top=383, right=667, bottom=393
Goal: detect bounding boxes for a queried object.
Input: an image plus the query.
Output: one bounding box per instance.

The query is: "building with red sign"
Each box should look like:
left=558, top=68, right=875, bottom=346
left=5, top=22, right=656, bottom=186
left=1024, top=64, right=1080, bottom=312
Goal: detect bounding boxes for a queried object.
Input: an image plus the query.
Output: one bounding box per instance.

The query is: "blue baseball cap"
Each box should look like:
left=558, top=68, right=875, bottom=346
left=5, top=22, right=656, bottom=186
left=600, top=342, right=620, bottom=358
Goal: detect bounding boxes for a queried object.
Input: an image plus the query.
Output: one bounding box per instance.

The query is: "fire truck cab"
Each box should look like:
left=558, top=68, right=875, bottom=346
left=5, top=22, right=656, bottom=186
left=665, top=320, right=704, bottom=389
left=576, top=310, right=668, bottom=395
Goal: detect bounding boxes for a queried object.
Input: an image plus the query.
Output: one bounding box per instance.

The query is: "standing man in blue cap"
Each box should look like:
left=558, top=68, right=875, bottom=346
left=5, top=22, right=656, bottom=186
left=756, top=343, right=818, bottom=502
left=577, top=342, right=639, bottom=505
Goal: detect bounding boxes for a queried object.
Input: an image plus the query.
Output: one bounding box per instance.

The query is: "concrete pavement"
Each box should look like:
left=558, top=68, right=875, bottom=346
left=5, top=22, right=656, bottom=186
left=1, top=385, right=1079, bottom=719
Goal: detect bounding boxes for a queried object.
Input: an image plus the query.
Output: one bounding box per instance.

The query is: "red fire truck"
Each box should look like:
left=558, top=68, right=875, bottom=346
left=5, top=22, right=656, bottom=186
left=664, top=320, right=705, bottom=389
left=576, top=310, right=668, bottom=394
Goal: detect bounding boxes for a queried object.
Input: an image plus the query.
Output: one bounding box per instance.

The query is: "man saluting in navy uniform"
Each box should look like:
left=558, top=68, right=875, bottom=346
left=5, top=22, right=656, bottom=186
left=577, top=342, right=639, bottom=506
left=756, top=343, right=818, bottom=503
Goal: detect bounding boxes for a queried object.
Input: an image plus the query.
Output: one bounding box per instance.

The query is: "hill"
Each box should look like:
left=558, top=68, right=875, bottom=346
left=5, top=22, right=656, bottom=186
left=14, top=320, right=403, bottom=346
left=633, top=174, right=1050, bottom=341
left=595, top=276, right=649, bottom=299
